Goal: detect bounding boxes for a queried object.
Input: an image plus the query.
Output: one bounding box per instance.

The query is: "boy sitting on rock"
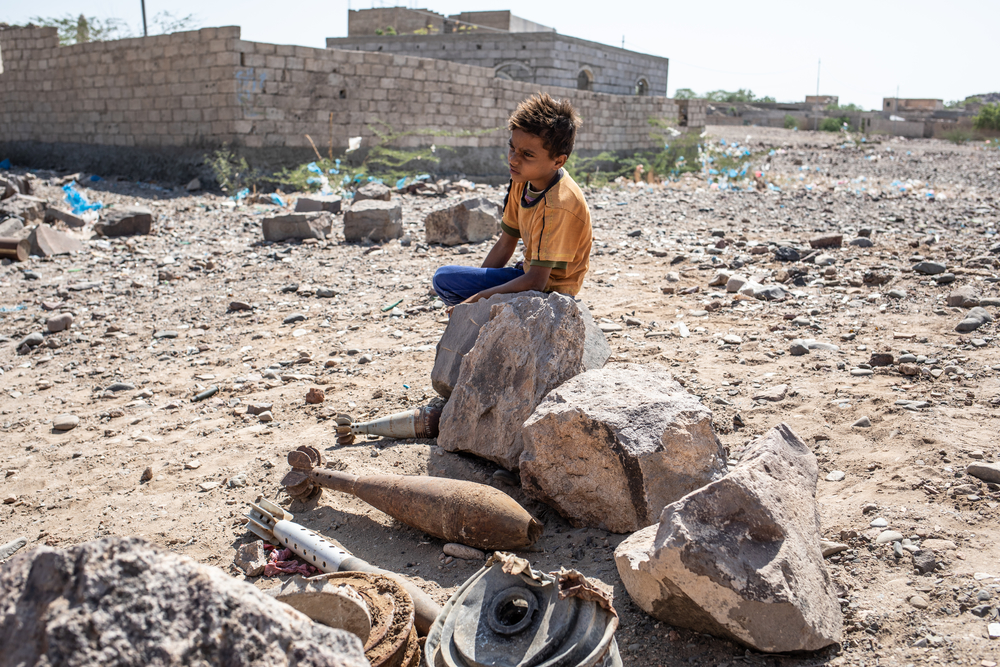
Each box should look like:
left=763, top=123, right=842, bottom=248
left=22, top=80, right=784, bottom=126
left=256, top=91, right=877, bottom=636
left=432, top=93, right=593, bottom=310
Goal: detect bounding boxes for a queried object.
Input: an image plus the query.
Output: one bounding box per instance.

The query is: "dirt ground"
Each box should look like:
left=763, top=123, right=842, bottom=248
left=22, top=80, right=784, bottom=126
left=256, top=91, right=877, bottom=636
left=2, top=125, right=1000, bottom=666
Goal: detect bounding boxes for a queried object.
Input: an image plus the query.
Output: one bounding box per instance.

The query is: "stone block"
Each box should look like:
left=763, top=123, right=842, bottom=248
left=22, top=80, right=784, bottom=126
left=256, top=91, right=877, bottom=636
left=262, top=212, right=333, bottom=242
left=28, top=224, right=84, bottom=257
left=353, top=181, right=391, bottom=202
left=0, top=194, right=45, bottom=223
left=425, top=197, right=501, bottom=246
left=95, top=207, right=153, bottom=237
left=520, top=363, right=726, bottom=533
left=343, top=200, right=402, bottom=243
left=44, top=206, right=89, bottom=228
left=295, top=194, right=343, bottom=214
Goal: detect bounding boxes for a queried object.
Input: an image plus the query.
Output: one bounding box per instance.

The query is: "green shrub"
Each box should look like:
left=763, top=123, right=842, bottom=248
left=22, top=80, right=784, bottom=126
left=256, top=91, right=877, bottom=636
left=943, top=128, right=973, bottom=144
left=207, top=146, right=260, bottom=193
left=819, top=116, right=849, bottom=132
left=783, top=114, right=799, bottom=130
left=973, top=103, right=1000, bottom=131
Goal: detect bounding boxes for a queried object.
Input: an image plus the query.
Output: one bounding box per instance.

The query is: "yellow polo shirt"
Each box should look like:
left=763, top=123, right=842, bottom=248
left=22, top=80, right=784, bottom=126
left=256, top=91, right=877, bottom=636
left=500, top=170, right=593, bottom=296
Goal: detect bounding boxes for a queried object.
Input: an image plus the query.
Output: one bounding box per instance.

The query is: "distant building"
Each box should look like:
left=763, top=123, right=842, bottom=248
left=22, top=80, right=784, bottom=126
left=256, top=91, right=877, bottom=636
left=883, top=98, right=944, bottom=113
left=806, top=95, right=838, bottom=107
left=329, top=7, right=668, bottom=97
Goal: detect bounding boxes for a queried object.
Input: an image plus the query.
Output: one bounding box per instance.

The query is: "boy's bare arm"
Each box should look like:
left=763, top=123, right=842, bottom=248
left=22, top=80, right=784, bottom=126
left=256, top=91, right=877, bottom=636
left=446, top=264, right=551, bottom=314
left=480, top=231, right=519, bottom=269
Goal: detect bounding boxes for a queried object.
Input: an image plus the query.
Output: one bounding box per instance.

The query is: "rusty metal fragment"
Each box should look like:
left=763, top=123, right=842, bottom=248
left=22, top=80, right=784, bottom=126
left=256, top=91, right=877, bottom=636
left=280, top=446, right=543, bottom=551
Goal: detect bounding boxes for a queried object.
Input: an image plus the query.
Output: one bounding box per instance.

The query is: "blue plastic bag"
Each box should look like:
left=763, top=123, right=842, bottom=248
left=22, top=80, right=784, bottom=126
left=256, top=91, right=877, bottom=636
left=232, top=188, right=249, bottom=202
left=306, top=162, right=321, bottom=174
left=89, top=174, right=101, bottom=182
left=270, top=193, right=286, bottom=207
left=395, top=177, right=408, bottom=190
left=0, top=159, right=10, bottom=169
left=62, top=182, right=103, bottom=215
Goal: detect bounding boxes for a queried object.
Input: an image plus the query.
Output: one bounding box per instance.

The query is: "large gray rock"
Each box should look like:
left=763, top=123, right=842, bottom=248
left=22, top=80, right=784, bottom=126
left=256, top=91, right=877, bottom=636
left=955, top=307, right=993, bottom=333
left=353, top=181, right=392, bottom=202
left=520, top=363, right=727, bottom=533
left=0, top=537, right=367, bottom=667
left=614, top=423, right=842, bottom=653
left=0, top=217, right=24, bottom=237
left=262, top=212, right=333, bottom=242
left=425, top=197, right=501, bottom=246
left=438, top=292, right=610, bottom=470
left=95, top=206, right=153, bottom=237
left=432, top=292, right=521, bottom=398
left=343, top=200, right=402, bottom=243
left=28, top=224, right=84, bottom=257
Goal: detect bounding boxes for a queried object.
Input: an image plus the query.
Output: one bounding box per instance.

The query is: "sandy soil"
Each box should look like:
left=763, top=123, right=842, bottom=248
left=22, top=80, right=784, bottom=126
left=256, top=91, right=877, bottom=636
left=2, top=126, right=1000, bottom=666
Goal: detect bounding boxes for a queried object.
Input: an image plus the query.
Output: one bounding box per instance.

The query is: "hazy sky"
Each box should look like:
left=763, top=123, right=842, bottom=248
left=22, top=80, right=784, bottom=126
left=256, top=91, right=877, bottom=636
left=7, top=1, right=998, bottom=110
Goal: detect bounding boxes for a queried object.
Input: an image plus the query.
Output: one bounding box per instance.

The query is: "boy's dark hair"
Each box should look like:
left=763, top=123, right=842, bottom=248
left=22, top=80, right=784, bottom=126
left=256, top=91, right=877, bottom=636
left=508, top=93, right=582, bottom=159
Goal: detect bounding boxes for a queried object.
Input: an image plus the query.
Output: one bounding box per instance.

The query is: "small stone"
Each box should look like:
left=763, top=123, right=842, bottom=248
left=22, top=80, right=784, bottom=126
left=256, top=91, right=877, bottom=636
left=18, top=332, right=44, bottom=349
left=849, top=237, right=874, bottom=247
left=442, top=543, right=486, bottom=560
left=933, top=272, right=956, bottom=285
left=184, top=460, right=202, bottom=470
left=825, top=470, right=845, bottom=482
left=246, top=403, right=272, bottom=416
left=852, top=416, right=871, bottom=428
left=235, top=540, right=268, bottom=577
left=989, top=623, right=1000, bottom=639
left=257, top=411, right=274, bottom=423
left=0, top=536, right=28, bottom=560
left=956, top=307, right=993, bottom=333
left=140, top=467, right=153, bottom=482
left=850, top=368, right=874, bottom=377
left=198, top=481, right=220, bottom=492
left=809, top=234, right=843, bottom=249
left=283, top=313, right=307, bottom=324
left=947, top=286, right=981, bottom=308
left=229, top=473, right=248, bottom=488
left=106, top=382, right=135, bottom=392
left=46, top=313, right=74, bottom=333
left=967, top=463, right=1000, bottom=484
left=722, top=334, right=742, bottom=345
left=753, top=384, right=788, bottom=402
left=820, top=540, right=849, bottom=557
left=911, top=549, right=937, bottom=574
left=790, top=343, right=809, bottom=356
left=52, top=414, right=79, bottom=431
left=228, top=301, right=252, bottom=312
left=869, top=353, right=893, bottom=367
left=899, top=363, right=919, bottom=376
left=316, top=287, right=337, bottom=298
left=876, top=530, right=904, bottom=544
left=870, top=518, right=888, bottom=528
left=598, top=322, right=623, bottom=333
left=305, top=388, right=325, bottom=404
left=153, top=330, right=178, bottom=339
left=913, top=261, right=946, bottom=275
left=887, top=289, right=907, bottom=299
left=774, top=246, right=801, bottom=262
left=908, top=595, right=929, bottom=609
left=357, top=354, right=373, bottom=364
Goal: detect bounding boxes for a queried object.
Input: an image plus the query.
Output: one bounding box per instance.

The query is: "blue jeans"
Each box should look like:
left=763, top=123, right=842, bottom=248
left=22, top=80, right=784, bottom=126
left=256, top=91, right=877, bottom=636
left=432, top=265, right=524, bottom=306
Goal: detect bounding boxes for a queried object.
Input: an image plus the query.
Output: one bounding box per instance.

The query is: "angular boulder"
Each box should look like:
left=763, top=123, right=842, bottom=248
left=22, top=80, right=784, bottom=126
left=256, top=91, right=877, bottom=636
left=946, top=286, right=980, bottom=308
left=353, top=181, right=392, bottom=202
left=0, top=537, right=368, bottom=667
left=0, top=217, right=25, bottom=237
left=431, top=292, right=521, bottom=398
left=45, top=206, right=89, bottom=228
left=437, top=292, right=610, bottom=470
left=295, top=194, right=343, bottom=214
left=614, top=423, right=842, bottom=653
left=95, top=206, right=153, bottom=237
left=343, top=200, right=402, bottom=243
left=28, top=224, right=84, bottom=257
left=262, top=212, right=333, bottom=242
left=956, top=307, right=993, bottom=333
left=425, top=197, right=501, bottom=246
left=520, top=363, right=726, bottom=533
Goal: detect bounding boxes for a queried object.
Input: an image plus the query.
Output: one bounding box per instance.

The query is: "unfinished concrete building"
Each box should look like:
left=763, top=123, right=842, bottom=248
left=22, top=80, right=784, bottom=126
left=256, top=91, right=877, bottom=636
left=329, top=7, right=668, bottom=97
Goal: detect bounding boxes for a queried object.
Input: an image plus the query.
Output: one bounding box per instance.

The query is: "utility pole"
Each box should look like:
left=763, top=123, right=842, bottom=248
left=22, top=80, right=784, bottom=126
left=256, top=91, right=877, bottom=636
left=816, top=59, right=821, bottom=98
left=141, top=0, right=148, bottom=37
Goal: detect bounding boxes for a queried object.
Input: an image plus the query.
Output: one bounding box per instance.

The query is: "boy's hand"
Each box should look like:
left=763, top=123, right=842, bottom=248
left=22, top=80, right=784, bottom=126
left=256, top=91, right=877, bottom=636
left=446, top=293, right=483, bottom=318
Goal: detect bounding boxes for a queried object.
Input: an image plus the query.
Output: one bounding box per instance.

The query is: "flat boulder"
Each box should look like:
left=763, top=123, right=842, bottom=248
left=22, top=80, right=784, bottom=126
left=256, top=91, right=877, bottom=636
left=520, top=363, right=726, bottom=533
left=95, top=206, right=153, bottom=237
left=425, top=197, right=501, bottom=246
left=28, top=224, right=84, bottom=257
left=295, top=194, right=343, bottom=214
left=0, top=194, right=45, bottom=223
left=614, top=423, right=842, bottom=653
left=437, top=292, right=610, bottom=470
left=262, top=212, right=333, bottom=242
left=0, top=537, right=367, bottom=667
left=343, top=200, right=402, bottom=243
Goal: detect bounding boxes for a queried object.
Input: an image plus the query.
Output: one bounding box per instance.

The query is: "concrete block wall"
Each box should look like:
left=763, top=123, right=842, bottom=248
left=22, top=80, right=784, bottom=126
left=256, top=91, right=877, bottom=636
left=326, top=32, right=668, bottom=97
left=0, top=26, right=241, bottom=148
left=0, top=26, right=678, bottom=177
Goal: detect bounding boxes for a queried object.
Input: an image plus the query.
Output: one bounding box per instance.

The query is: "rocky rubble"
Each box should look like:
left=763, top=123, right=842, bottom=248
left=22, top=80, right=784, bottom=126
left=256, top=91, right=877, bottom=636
left=0, top=127, right=998, bottom=666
